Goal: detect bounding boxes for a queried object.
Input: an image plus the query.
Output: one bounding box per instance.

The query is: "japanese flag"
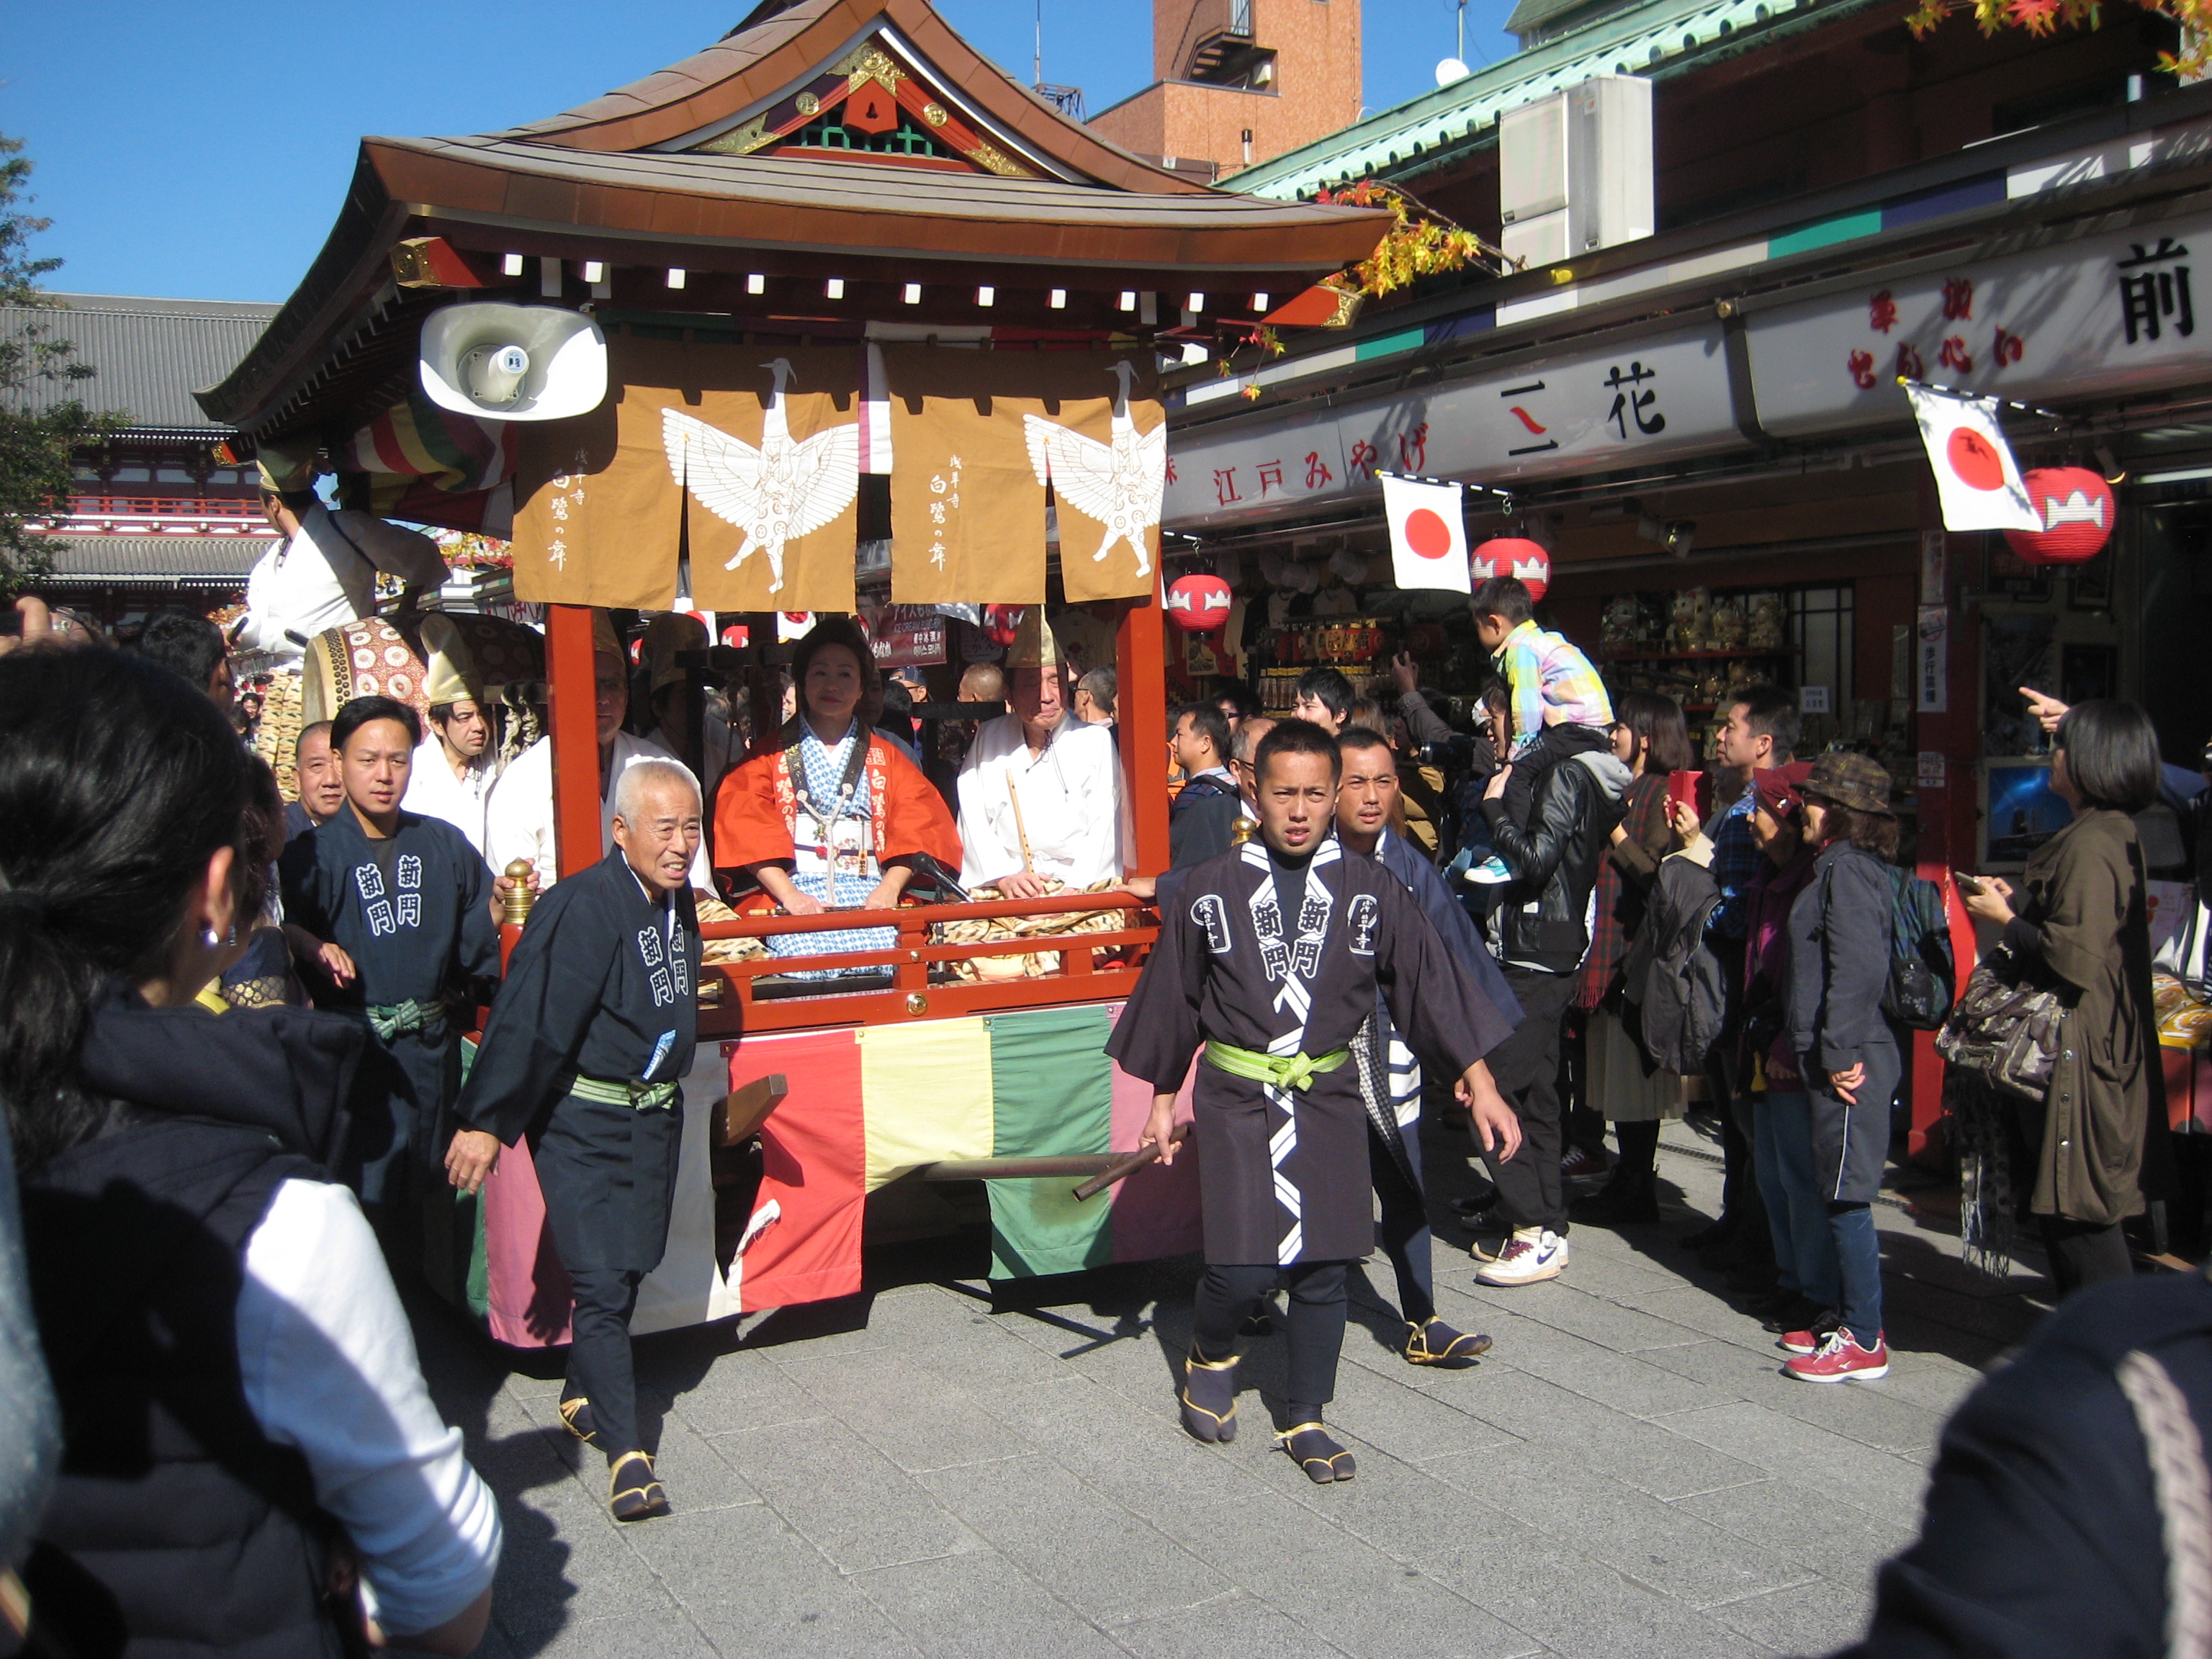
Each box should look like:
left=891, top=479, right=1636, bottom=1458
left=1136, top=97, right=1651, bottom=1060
left=1382, top=474, right=1470, bottom=593
left=1905, top=383, right=2039, bottom=533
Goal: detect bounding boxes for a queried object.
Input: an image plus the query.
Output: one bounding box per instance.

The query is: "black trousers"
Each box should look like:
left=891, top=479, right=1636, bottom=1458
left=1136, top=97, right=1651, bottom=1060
left=1192, top=1260, right=1349, bottom=1411
left=1480, top=967, right=1580, bottom=1232
left=2039, top=1216, right=2134, bottom=1298
left=1369, top=1123, right=1434, bottom=1326
left=564, top=1267, right=647, bottom=1461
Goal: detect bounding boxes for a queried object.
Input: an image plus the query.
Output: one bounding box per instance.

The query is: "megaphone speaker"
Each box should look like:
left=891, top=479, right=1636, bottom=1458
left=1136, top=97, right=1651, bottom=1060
left=419, top=302, right=608, bottom=422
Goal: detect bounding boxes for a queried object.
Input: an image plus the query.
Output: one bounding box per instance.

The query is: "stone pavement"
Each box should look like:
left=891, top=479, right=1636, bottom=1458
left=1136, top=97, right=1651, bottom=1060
left=410, top=1118, right=2054, bottom=1659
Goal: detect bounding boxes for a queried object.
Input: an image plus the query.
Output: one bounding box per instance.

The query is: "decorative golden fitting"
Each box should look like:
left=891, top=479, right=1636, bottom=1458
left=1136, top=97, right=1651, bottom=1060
left=503, top=859, right=538, bottom=928
left=905, top=993, right=930, bottom=1016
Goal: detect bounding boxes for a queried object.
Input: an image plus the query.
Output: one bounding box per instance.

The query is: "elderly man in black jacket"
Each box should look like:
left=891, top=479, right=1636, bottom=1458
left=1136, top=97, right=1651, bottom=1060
left=1468, top=725, right=1632, bottom=1286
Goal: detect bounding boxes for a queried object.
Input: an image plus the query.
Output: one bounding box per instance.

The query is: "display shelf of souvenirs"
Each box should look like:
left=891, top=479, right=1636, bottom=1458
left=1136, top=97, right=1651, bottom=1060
left=1267, top=616, right=1388, bottom=668
left=1599, top=588, right=1789, bottom=657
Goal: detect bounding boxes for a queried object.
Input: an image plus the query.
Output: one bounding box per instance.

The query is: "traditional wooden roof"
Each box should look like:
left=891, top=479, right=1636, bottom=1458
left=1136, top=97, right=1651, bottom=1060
left=199, top=0, right=1385, bottom=439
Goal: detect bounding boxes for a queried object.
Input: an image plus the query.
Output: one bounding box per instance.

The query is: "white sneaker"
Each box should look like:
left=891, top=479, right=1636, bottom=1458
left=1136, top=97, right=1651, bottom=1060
left=1462, top=855, right=1514, bottom=886
left=1475, top=1229, right=1568, bottom=1286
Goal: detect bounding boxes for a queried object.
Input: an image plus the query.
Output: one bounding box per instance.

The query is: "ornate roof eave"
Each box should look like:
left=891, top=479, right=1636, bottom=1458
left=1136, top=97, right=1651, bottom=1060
left=498, top=0, right=1204, bottom=194
left=196, top=139, right=1386, bottom=435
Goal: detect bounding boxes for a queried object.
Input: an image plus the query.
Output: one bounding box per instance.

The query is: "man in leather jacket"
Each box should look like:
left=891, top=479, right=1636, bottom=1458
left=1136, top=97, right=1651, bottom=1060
left=1467, top=724, right=1632, bottom=1285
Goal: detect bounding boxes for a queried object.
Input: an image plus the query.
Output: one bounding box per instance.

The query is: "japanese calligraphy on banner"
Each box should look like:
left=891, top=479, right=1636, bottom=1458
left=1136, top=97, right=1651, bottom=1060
left=1745, top=213, right=2208, bottom=437
left=862, top=603, right=948, bottom=667
left=882, top=346, right=1158, bottom=606
left=509, top=336, right=862, bottom=613
left=1165, top=325, right=1737, bottom=531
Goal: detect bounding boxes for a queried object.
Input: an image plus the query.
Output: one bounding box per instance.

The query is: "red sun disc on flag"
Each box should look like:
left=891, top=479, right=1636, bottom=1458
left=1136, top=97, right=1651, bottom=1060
left=1405, top=508, right=1454, bottom=559
left=1946, top=428, right=2007, bottom=492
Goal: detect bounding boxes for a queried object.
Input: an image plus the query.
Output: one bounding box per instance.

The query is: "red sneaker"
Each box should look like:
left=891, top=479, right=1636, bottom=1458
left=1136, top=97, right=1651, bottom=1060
left=1783, top=1328, right=1889, bottom=1382
left=1776, top=1308, right=1843, bottom=1356
left=1559, top=1145, right=1611, bottom=1184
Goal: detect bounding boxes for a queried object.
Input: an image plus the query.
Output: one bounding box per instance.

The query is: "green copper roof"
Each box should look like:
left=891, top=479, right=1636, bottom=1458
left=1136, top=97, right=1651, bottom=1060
left=1225, top=0, right=1881, bottom=202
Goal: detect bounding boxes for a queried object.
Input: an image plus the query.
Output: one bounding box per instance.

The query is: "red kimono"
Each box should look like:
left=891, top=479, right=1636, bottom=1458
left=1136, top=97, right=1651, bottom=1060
left=715, top=727, right=961, bottom=887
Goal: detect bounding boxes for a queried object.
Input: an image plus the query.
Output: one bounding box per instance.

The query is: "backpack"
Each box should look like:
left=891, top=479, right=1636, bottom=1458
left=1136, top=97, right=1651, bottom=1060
left=1622, top=855, right=1727, bottom=1074
left=1881, top=866, right=1956, bottom=1031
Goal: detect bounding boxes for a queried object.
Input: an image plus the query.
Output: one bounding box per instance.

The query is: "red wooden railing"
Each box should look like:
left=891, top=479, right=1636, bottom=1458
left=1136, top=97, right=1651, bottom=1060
left=696, top=889, right=1159, bottom=1035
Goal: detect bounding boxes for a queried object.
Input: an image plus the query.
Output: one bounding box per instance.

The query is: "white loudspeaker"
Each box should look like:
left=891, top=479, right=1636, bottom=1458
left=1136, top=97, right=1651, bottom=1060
left=418, top=302, right=608, bottom=421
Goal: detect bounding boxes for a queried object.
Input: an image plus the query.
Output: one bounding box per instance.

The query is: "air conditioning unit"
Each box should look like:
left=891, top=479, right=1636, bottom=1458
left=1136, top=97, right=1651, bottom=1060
left=1498, top=75, right=1653, bottom=269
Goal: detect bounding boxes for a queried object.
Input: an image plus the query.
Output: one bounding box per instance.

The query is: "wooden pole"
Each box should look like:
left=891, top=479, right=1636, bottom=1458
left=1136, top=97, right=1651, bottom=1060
left=1115, top=586, right=1171, bottom=878
left=547, top=603, right=602, bottom=880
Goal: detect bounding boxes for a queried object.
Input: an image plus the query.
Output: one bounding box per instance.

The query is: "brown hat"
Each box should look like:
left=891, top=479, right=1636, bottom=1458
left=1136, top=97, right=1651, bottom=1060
left=1802, top=752, right=1893, bottom=817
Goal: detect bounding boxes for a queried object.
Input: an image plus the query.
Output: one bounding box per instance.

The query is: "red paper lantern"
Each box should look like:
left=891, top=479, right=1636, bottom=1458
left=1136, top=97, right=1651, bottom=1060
left=1470, top=537, right=1552, bottom=604
left=981, top=605, right=1025, bottom=647
left=1165, top=572, right=1235, bottom=631
left=2003, top=467, right=2116, bottom=565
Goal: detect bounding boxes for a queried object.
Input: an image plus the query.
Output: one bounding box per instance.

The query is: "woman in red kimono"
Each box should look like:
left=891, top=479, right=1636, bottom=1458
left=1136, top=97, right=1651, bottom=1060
left=714, top=619, right=961, bottom=970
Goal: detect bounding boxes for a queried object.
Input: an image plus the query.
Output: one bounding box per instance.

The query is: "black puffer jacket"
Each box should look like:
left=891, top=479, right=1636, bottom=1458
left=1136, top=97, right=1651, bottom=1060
left=1481, top=730, right=1632, bottom=974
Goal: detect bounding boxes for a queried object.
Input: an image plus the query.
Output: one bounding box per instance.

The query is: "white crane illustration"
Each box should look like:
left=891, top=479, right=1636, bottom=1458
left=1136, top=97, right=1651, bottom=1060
left=1022, top=359, right=1166, bottom=580
left=662, top=358, right=859, bottom=595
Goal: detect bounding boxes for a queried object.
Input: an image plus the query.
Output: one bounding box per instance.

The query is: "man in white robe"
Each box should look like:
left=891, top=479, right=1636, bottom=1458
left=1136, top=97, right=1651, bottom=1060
left=484, top=613, right=711, bottom=892
left=403, top=615, right=500, bottom=855
left=956, top=616, right=1122, bottom=896
left=229, top=487, right=449, bottom=661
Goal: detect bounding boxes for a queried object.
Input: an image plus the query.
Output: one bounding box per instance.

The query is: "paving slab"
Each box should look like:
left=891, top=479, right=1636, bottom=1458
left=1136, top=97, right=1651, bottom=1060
left=415, top=1126, right=2057, bottom=1658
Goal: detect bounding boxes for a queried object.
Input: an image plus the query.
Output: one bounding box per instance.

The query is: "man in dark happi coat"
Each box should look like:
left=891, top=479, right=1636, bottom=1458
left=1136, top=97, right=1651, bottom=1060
left=445, top=758, right=703, bottom=1523
left=280, top=696, right=502, bottom=1213
left=1334, top=729, right=1520, bottom=1365
left=1111, top=721, right=1521, bottom=1484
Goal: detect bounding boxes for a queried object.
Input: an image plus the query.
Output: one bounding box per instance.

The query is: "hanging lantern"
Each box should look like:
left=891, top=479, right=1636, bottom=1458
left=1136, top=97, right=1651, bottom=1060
left=1165, top=572, right=1234, bottom=631
left=1471, top=537, right=1551, bottom=604
left=981, top=604, right=1026, bottom=647
left=2003, top=467, right=2116, bottom=565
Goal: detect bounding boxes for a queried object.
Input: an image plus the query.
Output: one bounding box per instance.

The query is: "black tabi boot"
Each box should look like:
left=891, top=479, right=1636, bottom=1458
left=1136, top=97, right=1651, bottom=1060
left=1279, top=1421, right=1357, bottom=1484
left=608, top=1450, right=670, bottom=1521
left=1403, top=1318, right=1493, bottom=1367
left=1179, top=1349, right=1240, bottom=1443
left=558, top=1392, right=598, bottom=1447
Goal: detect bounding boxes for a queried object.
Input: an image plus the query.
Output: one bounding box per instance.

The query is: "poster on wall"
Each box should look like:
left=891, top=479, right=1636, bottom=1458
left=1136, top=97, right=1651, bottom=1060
left=1915, top=606, right=1948, bottom=715
left=1981, top=614, right=2059, bottom=757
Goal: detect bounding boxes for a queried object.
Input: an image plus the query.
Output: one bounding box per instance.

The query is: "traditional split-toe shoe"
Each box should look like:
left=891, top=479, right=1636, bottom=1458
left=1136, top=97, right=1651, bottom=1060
left=1179, top=1349, right=1240, bottom=1444
left=608, top=1451, right=670, bottom=1521
left=1403, top=1318, right=1493, bottom=1367
left=558, top=1393, right=598, bottom=1446
left=1279, top=1423, right=1357, bottom=1484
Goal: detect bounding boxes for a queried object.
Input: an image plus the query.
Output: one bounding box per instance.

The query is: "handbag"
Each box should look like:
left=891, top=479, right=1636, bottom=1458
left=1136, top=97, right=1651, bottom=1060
left=1934, top=944, right=2069, bottom=1103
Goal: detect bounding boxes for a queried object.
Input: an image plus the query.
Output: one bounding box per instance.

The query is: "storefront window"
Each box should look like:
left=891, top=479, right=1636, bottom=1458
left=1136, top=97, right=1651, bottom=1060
left=2139, top=498, right=2212, bottom=764
left=1789, top=585, right=1855, bottom=708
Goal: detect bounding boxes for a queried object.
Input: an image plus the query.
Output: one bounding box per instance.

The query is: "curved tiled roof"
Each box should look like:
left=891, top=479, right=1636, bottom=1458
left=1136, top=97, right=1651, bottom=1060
left=0, top=295, right=279, bottom=434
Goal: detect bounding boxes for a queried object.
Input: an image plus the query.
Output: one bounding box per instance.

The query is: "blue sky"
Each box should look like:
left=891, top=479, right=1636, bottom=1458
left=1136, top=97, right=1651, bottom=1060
left=1, top=0, right=1519, bottom=305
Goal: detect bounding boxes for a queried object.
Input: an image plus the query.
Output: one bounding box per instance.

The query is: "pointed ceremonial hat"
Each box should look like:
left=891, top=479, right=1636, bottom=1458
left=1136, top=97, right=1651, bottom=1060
left=419, top=613, right=484, bottom=707
left=1009, top=607, right=1061, bottom=670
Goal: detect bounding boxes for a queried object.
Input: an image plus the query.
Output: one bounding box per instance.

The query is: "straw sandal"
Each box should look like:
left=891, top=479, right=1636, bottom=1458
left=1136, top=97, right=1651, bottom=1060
left=608, top=1451, right=670, bottom=1521
left=557, top=1394, right=598, bottom=1446
left=1278, top=1423, right=1356, bottom=1484
left=1404, top=1318, right=1493, bottom=1367
left=1179, top=1349, right=1239, bottom=1444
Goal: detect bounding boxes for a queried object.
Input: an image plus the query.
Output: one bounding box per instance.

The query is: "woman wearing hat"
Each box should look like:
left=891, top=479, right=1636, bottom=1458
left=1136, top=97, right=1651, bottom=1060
left=1782, top=752, right=1900, bottom=1382
left=1960, top=700, right=2168, bottom=1299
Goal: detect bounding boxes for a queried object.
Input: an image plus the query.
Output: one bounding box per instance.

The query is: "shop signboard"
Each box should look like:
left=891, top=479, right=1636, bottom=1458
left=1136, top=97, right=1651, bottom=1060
left=864, top=603, right=948, bottom=667
left=1164, top=325, right=1737, bottom=530
left=1746, top=214, right=2209, bottom=438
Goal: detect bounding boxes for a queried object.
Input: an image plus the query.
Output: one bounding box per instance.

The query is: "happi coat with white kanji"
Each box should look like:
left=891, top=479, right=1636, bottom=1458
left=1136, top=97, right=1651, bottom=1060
left=454, top=848, right=701, bottom=1273
left=279, top=806, right=501, bottom=1202
left=1107, top=837, right=1499, bottom=1266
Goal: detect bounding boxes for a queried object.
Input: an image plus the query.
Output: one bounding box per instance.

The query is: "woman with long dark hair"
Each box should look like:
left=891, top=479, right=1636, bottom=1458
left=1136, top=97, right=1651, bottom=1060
left=1574, top=691, right=1694, bottom=1223
left=0, top=648, right=498, bottom=1654
left=1961, top=698, right=2167, bottom=1297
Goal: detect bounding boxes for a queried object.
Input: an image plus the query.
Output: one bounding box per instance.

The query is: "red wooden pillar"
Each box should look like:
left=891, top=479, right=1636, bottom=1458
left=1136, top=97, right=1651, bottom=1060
left=1116, top=588, right=1171, bottom=878
left=546, top=603, right=603, bottom=880
left=1905, top=502, right=1983, bottom=1164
